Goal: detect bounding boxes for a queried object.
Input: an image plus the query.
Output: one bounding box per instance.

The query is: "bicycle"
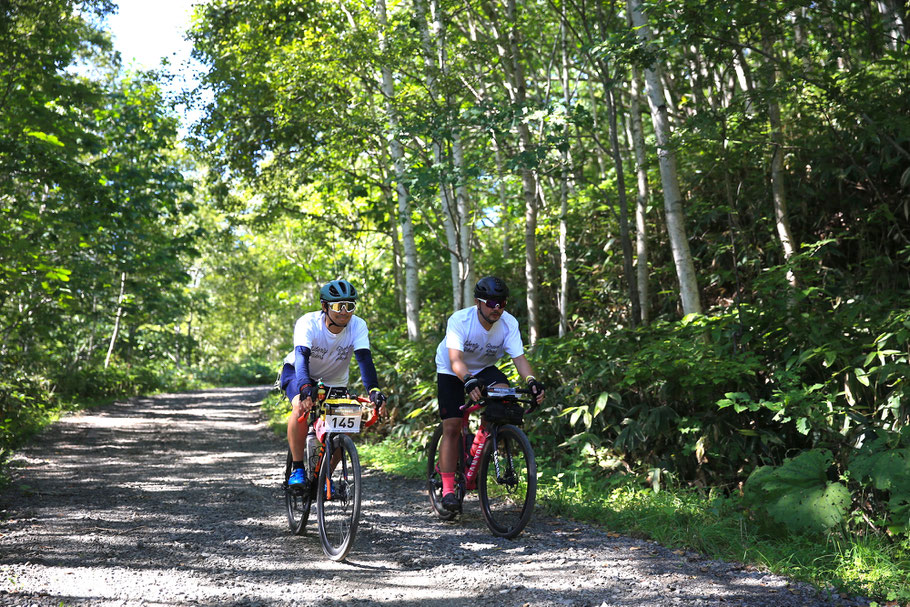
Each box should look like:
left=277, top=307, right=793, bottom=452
left=282, top=386, right=379, bottom=561
left=426, top=386, right=538, bottom=539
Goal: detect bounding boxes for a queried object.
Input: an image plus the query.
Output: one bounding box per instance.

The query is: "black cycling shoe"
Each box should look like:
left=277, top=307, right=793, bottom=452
left=441, top=492, right=460, bottom=512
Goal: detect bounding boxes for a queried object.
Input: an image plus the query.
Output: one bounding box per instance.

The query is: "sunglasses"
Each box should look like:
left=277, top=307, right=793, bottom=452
left=327, top=301, right=356, bottom=313
left=477, top=297, right=506, bottom=310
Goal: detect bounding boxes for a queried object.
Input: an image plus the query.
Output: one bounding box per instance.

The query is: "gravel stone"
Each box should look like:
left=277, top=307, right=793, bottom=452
left=0, top=386, right=872, bottom=606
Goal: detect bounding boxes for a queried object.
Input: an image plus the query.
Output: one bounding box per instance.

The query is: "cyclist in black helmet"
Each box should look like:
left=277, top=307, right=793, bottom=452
left=433, top=275, right=545, bottom=512
left=278, top=279, right=387, bottom=488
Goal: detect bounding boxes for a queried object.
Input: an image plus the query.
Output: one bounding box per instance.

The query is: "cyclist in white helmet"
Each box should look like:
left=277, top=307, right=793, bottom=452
left=278, top=279, right=386, bottom=488
left=434, top=276, right=545, bottom=512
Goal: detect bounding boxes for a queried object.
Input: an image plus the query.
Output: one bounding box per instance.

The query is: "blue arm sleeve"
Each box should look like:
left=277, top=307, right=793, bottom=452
left=294, top=346, right=313, bottom=392
left=354, top=348, right=379, bottom=392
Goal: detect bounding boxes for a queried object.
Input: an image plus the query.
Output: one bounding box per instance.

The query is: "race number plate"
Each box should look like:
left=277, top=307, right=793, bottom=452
left=324, top=414, right=361, bottom=433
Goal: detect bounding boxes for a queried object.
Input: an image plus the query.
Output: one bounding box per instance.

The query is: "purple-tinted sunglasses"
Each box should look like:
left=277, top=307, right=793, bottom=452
left=477, top=297, right=506, bottom=310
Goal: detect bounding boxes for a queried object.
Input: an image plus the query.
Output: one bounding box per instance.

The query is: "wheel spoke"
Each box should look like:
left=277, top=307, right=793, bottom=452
left=317, top=435, right=361, bottom=561
left=478, top=425, right=536, bottom=538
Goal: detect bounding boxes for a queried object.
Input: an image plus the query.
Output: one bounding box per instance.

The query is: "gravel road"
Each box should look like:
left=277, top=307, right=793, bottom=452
left=0, top=386, right=871, bottom=607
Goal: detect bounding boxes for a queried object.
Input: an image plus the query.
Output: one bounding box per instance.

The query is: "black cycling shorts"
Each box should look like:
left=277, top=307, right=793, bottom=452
left=437, top=366, right=510, bottom=420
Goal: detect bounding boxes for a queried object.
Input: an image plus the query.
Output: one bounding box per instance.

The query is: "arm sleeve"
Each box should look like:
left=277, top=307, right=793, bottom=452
left=354, top=348, right=379, bottom=392
left=294, top=346, right=313, bottom=392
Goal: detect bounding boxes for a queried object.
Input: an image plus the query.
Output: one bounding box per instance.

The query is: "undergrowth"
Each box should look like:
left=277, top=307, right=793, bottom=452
left=353, top=435, right=910, bottom=605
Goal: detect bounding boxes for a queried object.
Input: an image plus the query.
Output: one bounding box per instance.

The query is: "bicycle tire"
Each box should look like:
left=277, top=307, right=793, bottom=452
left=284, top=449, right=312, bottom=535
left=316, top=434, right=362, bottom=561
left=477, top=424, right=536, bottom=538
left=426, top=423, right=464, bottom=520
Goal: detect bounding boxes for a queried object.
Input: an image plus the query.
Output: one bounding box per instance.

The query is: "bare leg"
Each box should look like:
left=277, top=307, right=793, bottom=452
left=287, top=395, right=308, bottom=461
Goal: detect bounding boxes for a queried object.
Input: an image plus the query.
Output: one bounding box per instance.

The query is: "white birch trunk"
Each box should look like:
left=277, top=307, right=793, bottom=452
left=630, top=0, right=702, bottom=316
left=558, top=14, right=572, bottom=337
left=630, top=62, right=651, bottom=325
left=104, top=272, right=126, bottom=369
left=505, top=0, right=540, bottom=344
left=378, top=0, right=420, bottom=339
left=761, top=29, right=798, bottom=287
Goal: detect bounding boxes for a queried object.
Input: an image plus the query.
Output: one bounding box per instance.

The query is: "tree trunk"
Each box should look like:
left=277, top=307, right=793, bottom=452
left=416, top=0, right=458, bottom=310
left=761, top=26, right=798, bottom=288
left=558, top=13, right=572, bottom=337
left=384, top=184, right=407, bottom=314
left=629, top=61, right=651, bottom=325
left=595, top=0, right=639, bottom=326
left=629, top=0, right=702, bottom=316
left=453, top=131, right=475, bottom=305
left=507, top=0, right=541, bottom=344
left=482, top=0, right=541, bottom=343
left=104, top=272, right=126, bottom=369
left=877, top=0, right=907, bottom=48
left=378, top=0, right=420, bottom=339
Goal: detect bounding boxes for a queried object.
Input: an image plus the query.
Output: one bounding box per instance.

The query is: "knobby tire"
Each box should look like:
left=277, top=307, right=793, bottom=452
left=284, top=449, right=312, bottom=535
left=316, top=434, right=362, bottom=561
left=477, top=424, right=536, bottom=538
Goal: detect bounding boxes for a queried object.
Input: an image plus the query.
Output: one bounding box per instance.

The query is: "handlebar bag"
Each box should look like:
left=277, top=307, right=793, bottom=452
left=481, top=398, right=524, bottom=425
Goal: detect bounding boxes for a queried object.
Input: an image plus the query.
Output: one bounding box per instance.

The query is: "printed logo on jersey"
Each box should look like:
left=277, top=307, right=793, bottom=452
left=334, top=344, right=354, bottom=362
left=464, top=339, right=480, bottom=353
left=484, top=342, right=503, bottom=358
left=311, top=345, right=329, bottom=360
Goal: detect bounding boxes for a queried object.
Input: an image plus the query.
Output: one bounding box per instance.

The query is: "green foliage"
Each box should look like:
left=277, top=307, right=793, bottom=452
left=744, top=449, right=851, bottom=535
left=849, top=429, right=910, bottom=534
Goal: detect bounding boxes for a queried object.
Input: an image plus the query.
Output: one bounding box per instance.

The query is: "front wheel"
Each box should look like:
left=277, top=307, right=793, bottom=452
left=316, top=434, right=362, bottom=561
left=284, top=449, right=311, bottom=535
left=477, top=424, right=536, bottom=538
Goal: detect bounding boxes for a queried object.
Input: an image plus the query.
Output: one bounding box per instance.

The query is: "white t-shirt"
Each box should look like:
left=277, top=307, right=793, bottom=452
left=435, top=306, right=525, bottom=376
left=283, top=311, right=370, bottom=386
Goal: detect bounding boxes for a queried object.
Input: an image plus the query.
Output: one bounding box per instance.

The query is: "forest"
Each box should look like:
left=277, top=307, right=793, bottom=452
left=2, top=0, right=909, bottom=594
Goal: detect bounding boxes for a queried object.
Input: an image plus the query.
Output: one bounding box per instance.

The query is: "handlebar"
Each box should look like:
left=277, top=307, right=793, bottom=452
left=459, top=385, right=540, bottom=415
left=297, top=394, right=381, bottom=427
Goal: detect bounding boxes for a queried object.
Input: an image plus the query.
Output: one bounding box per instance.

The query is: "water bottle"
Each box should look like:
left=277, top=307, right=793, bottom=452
left=464, top=431, right=475, bottom=464
left=469, top=427, right=488, bottom=458
left=465, top=426, right=489, bottom=489
left=306, top=429, right=319, bottom=475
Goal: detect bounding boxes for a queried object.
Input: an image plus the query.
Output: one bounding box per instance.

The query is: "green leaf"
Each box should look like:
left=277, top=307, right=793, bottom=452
left=26, top=130, right=65, bottom=147
left=744, top=449, right=849, bottom=535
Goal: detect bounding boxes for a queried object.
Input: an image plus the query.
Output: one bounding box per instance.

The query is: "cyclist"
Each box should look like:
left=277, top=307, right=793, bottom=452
left=279, top=279, right=386, bottom=488
left=434, top=275, right=545, bottom=512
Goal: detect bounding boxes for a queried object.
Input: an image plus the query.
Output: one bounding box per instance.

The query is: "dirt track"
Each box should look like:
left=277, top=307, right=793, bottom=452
left=0, top=386, right=870, bottom=606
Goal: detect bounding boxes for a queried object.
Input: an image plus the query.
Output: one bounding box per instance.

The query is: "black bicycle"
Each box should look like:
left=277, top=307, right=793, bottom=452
left=426, top=386, right=538, bottom=538
left=282, top=389, right=378, bottom=561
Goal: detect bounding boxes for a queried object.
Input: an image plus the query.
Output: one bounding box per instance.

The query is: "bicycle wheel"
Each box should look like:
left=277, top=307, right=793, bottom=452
left=316, top=434, right=361, bottom=561
left=477, top=424, right=536, bottom=538
left=426, top=424, right=463, bottom=520
left=284, top=449, right=312, bottom=535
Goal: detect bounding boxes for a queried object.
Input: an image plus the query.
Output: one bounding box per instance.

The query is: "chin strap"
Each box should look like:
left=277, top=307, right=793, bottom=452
left=478, top=306, right=497, bottom=326
left=322, top=306, right=346, bottom=329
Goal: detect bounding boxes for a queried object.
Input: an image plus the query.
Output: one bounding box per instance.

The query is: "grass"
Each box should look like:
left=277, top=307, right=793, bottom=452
left=358, top=435, right=909, bottom=605
left=264, top=393, right=910, bottom=605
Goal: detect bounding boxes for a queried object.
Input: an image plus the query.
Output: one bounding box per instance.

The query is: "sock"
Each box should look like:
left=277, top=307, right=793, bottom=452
left=441, top=472, right=455, bottom=495
left=293, top=461, right=304, bottom=470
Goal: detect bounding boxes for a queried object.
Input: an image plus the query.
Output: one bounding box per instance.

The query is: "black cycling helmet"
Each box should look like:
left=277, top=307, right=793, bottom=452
left=320, top=279, right=358, bottom=302
left=473, top=276, right=509, bottom=300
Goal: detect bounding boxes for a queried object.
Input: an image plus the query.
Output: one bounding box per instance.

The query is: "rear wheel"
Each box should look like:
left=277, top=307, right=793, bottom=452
left=426, top=423, right=463, bottom=520
left=284, top=449, right=311, bottom=535
left=316, top=434, right=361, bottom=561
left=477, top=424, right=536, bottom=538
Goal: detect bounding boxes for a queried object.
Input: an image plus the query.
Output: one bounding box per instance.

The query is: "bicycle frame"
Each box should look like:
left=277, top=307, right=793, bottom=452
left=427, top=385, right=538, bottom=537
left=284, top=387, right=379, bottom=560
